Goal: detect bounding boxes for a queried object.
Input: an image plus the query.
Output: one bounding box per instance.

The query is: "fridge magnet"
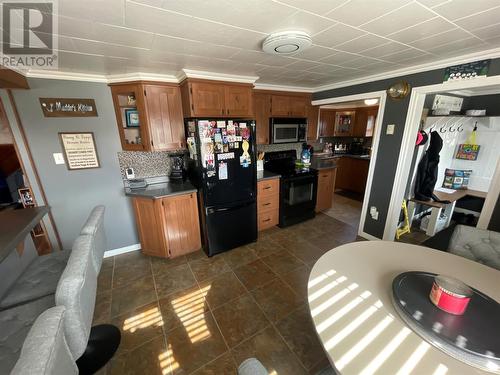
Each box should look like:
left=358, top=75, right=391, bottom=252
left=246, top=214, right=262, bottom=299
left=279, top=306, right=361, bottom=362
left=236, top=136, right=242, bottom=142
left=239, top=122, right=247, bottom=128
left=240, top=127, right=250, bottom=140
left=217, top=121, right=226, bottom=128
left=234, top=142, right=239, bottom=149
left=240, top=140, right=251, bottom=167
left=214, top=133, right=223, bottom=153
left=229, top=142, right=234, bottom=149
left=218, top=161, right=228, bottom=180
left=210, top=120, right=217, bottom=127
left=218, top=152, right=234, bottom=161
left=227, top=122, right=236, bottom=135
left=223, top=144, right=229, bottom=152
left=187, top=121, right=196, bottom=134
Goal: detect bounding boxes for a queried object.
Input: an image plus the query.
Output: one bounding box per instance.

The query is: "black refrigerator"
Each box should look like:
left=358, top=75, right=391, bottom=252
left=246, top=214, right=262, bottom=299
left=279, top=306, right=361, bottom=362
left=185, top=119, right=257, bottom=256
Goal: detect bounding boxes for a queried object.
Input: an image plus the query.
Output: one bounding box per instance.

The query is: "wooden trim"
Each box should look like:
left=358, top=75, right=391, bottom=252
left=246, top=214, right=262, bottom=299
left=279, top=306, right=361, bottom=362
left=6, top=89, right=63, bottom=250
left=108, top=80, right=180, bottom=87
left=179, top=77, right=254, bottom=87
left=253, top=89, right=311, bottom=98
left=0, top=67, right=29, bottom=89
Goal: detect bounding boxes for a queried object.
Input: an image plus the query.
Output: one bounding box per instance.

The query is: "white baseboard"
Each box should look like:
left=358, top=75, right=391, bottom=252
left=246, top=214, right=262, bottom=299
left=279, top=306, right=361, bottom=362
left=104, top=243, right=141, bottom=258
left=358, top=231, right=381, bottom=241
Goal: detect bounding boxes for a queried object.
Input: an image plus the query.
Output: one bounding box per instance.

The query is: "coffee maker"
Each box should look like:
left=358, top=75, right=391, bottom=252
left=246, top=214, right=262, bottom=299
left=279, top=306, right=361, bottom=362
left=169, top=153, right=186, bottom=182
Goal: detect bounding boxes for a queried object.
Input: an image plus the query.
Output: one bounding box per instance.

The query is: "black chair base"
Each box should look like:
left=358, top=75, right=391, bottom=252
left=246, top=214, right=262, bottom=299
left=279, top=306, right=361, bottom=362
left=76, top=324, right=121, bottom=375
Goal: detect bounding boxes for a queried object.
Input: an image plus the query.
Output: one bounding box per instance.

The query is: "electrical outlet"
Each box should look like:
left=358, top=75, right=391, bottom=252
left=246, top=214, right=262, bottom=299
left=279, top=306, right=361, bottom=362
left=370, top=206, right=379, bottom=220
left=53, top=153, right=65, bottom=165
left=386, top=124, right=395, bottom=135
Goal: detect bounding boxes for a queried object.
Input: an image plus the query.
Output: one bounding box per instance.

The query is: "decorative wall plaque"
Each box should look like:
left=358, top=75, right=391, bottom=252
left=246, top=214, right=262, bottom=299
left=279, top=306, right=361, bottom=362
left=59, top=132, right=100, bottom=170
left=40, top=98, right=98, bottom=117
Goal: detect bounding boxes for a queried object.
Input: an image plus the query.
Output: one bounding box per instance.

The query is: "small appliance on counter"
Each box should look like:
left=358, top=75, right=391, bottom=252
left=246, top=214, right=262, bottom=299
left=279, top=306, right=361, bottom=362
left=169, top=153, right=186, bottom=182
left=264, top=150, right=317, bottom=227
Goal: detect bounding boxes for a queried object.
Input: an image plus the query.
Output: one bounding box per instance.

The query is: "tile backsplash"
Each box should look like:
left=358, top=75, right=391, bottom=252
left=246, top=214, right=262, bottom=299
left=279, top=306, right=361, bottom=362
left=117, top=151, right=174, bottom=179
left=257, top=142, right=303, bottom=159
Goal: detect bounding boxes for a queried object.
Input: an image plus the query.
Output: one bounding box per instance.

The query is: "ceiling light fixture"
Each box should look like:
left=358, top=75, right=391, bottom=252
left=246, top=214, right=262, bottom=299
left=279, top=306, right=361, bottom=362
left=364, top=98, right=379, bottom=106
left=262, top=31, right=312, bottom=55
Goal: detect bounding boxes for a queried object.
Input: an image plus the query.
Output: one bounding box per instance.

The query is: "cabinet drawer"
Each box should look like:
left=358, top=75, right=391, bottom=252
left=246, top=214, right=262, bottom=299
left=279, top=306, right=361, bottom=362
left=258, top=209, right=278, bottom=231
left=257, top=194, right=278, bottom=212
left=258, top=179, right=279, bottom=197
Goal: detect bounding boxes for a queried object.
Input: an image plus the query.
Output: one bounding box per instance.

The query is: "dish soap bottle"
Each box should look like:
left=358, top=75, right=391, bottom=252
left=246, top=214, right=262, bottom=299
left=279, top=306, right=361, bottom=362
left=301, top=145, right=311, bottom=166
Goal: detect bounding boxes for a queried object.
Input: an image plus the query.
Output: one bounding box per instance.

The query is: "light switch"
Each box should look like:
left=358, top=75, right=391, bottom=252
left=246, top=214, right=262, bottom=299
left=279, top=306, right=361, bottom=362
left=53, top=153, right=65, bottom=165
left=386, top=124, right=395, bottom=135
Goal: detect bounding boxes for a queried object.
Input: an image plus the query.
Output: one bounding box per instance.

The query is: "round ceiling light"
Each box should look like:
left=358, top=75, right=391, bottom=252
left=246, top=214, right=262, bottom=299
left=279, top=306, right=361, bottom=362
left=364, top=98, right=379, bottom=106
left=262, top=31, right=312, bottom=55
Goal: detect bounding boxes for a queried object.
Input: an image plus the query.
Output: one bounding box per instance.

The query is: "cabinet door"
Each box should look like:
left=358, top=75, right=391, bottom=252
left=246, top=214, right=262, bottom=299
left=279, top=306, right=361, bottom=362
left=190, top=82, right=226, bottom=116
left=307, top=105, right=319, bottom=140
left=352, top=108, right=368, bottom=137
left=225, top=85, right=253, bottom=117
left=162, top=193, right=201, bottom=257
left=365, top=108, right=378, bottom=137
left=254, top=93, right=271, bottom=144
left=316, top=169, right=336, bottom=212
left=350, top=159, right=370, bottom=194
left=271, top=95, right=291, bottom=117
left=144, top=85, right=185, bottom=151
left=289, top=96, right=308, bottom=117
left=335, top=157, right=351, bottom=190
left=110, top=84, right=150, bottom=151
left=132, top=197, right=168, bottom=257
left=334, top=111, right=355, bottom=137
left=319, top=109, right=335, bottom=137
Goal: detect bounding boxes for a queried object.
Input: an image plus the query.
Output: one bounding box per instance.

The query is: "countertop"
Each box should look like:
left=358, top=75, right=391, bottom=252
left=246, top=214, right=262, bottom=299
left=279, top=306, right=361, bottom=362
left=0, top=206, right=49, bottom=262
left=257, top=170, right=280, bottom=181
left=124, top=181, right=197, bottom=199
left=310, top=158, right=338, bottom=170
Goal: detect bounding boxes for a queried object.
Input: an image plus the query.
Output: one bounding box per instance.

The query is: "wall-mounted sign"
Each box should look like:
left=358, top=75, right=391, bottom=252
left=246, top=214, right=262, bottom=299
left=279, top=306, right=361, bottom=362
left=432, top=94, right=463, bottom=112
left=59, top=132, right=100, bottom=170
left=444, top=59, right=490, bottom=82
left=40, top=98, right=98, bottom=117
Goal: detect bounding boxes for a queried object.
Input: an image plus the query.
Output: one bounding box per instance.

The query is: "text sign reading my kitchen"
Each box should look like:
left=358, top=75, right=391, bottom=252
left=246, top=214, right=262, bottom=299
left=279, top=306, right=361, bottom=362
left=39, top=98, right=98, bottom=117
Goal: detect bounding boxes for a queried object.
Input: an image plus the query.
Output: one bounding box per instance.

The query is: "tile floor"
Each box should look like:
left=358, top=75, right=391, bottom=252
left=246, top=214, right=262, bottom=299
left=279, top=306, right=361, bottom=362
left=324, top=192, right=362, bottom=230
left=94, top=213, right=362, bottom=375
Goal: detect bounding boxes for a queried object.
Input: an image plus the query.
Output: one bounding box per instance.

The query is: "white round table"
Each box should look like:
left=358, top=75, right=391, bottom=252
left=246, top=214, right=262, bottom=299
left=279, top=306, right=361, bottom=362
left=308, top=241, right=500, bottom=375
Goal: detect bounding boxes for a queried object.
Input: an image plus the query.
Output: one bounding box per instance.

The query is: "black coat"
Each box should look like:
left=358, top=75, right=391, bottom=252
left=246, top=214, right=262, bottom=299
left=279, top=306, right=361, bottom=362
left=414, top=131, right=443, bottom=201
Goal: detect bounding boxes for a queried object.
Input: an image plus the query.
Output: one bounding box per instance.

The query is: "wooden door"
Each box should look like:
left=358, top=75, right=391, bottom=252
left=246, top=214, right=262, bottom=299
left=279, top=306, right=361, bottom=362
left=254, top=92, right=271, bottom=144
left=271, top=95, right=291, bottom=117
left=289, top=96, right=308, bottom=117
left=316, top=168, right=336, bottom=212
left=190, top=82, right=226, bottom=117
left=307, top=105, right=319, bottom=140
left=161, top=193, right=201, bottom=257
left=132, top=197, right=168, bottom=257
left=224, top=85, right=253, bottom=117
left=353, top=108, right=368, bottom=137
left=110, top=83, right=150, bottom=151
left=319, top=109, right=335, bottom=137
left=144, top=85, right=185, bottom=151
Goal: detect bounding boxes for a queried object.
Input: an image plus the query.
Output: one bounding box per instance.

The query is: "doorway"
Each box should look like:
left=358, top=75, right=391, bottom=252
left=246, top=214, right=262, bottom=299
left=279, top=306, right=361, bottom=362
left=312, top=91, right=387, bottom=239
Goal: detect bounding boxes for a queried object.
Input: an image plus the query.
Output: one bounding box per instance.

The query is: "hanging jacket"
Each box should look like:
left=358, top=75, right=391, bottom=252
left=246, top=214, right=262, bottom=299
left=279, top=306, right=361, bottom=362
left=414, top=131, right=443, bottom=201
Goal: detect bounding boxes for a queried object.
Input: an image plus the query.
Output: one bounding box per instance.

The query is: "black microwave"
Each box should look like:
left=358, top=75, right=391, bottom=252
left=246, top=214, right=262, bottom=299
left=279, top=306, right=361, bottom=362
left=270, top=118, right=307, bottom=144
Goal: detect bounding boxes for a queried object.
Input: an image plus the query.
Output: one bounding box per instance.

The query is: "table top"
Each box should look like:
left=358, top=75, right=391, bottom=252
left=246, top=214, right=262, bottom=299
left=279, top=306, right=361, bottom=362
left=411, top=189, right=487, bottom=208
left=308, top=241, right=499, bottom=375
left=0, top=206, right=49, bottom=262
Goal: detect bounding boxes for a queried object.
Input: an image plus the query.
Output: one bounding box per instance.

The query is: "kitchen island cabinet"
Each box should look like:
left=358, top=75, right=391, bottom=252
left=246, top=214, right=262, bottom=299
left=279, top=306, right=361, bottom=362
left=335, top=156, right=370, bottom=195
left=316, top=167, right=336, bottom=212
left=131, top=191, right=201, bottom=258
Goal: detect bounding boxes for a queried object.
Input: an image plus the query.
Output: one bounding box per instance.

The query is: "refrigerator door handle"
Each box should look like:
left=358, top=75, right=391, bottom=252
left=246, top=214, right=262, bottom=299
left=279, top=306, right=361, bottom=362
left=206, top=200, right=255, bottom=215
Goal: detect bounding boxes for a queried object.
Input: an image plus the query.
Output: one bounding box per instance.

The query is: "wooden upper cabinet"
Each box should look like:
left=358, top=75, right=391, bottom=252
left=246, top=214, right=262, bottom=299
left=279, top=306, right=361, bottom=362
left=289, top=96, right=308, bottom=117
left=189, top=81, right=226, bottom=117
left=334, top=111, right=355, bottom=137
left=270, top=95, right=291, bottom=117
left=254, top=92, right=271, bottom=145
left=307, top=105, right=319, bottom=140
left=319, top=109, right=335, bottom=137
left=110, top=82, right=185, bottom=151
left=224, top=85, right=253, bottom=117
left=353, top=107, right=368, bottom=137
left=144, top=84, right=185, bottom=150
left=181, top=79, right=253, bottom=118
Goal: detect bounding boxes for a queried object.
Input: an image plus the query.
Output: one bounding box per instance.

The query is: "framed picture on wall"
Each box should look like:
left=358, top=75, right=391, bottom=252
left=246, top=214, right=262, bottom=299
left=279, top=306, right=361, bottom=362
left=125, top=109, right=140, bottom=127
left=59, top=132, right=100, bottom=170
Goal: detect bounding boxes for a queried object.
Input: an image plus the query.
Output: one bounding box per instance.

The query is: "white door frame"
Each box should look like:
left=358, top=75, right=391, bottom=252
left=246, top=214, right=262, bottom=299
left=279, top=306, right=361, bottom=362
left=312, top=90, right=387, bottom=241
left=384, top=75, right=500, bottom=240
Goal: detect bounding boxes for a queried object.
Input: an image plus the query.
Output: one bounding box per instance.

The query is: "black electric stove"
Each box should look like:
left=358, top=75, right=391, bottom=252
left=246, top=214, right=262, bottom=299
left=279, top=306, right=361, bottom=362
left=264, top=150, right=318, bottom=227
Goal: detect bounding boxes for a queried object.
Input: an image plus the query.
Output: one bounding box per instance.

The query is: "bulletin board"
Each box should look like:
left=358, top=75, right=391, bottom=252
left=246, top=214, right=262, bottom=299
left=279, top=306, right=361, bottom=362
left=59, top=132, right=100, bottom=170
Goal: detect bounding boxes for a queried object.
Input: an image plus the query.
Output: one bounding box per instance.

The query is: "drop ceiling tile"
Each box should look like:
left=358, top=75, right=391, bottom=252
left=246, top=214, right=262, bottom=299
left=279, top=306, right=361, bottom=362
left=273, top=11, right=337, bottom=35
left=151, top=34, right=238, bottom=59
left=335, top=34, right=388, bottom=53
left=470, top=23, right=500, bottom=40
left=326, top=0, right=412, bottom=26
left=307, top=64, right=347, bottom=75
left=427, top=37, right=484, bottom=55
left=388, top=17, right=456, bottom=44
left=159, top=0, right=297, bottom=33
left=257, top=55, right=299, bottom=67
left=381, top=48, right=430, bottom=63
left=272, top=0, right=349, bottom=16
left=341, top=57, right=386, bottom=69
left=410, top=28, right=474, bottom=49
left=360, top=2, right=435, bottom=35
left=360, top=42, right=408, bottom=58
left=301, top=71, right=334, bottom=80
left=431, top=0, right=500, bottom=21
left=228, top=50, right=269, bottom=64
left=285, top=59, right=322, bottom=71
left=68, top=38, right=149, bottom=60
left=318, top=50, right=362, bottom=65
left=454, top=6, right=500, bottom=31
left=59, top=0, right=125, bottom=25
left=415, top=0, right=451, bottom=7
left=313, top=24, right=366, bottom=47
left=291, top=45, right=336, bottom=61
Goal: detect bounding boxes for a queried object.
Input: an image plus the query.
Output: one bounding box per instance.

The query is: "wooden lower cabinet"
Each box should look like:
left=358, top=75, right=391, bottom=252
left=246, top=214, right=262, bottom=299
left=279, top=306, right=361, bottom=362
left=257, top=178, right=279, bottom=231
left=335, top=157, right=370, bottom=194
left=316, top=168, right=336, bottom=212
left=132, top=193, right=201, bottom=258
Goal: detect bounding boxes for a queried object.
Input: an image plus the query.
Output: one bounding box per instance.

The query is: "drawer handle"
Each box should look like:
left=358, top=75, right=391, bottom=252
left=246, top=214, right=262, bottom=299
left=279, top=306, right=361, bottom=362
left=322, top=175, right=328, bottom=177
left=263, top=186, right=272, bottom=190
left=263, top=203, right=271, bottom=206
left=263, top=218, right=271, bottom=222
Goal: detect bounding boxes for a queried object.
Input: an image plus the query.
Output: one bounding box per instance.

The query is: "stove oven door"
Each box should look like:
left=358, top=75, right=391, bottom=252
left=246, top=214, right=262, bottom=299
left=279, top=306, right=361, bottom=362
left=279, top=173, right=318, bottom=227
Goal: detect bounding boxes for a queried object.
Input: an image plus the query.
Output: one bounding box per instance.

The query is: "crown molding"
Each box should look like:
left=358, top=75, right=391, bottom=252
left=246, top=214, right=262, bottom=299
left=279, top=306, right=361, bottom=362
left=106, top=72, right=178, bottom=83
left=253, top=82, right=313, bottom=93
left=26, top=69, right=108, bottom=82
left=180, top=69, right=259, bottom=84
left=313, top=47, right=500, bottom=93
